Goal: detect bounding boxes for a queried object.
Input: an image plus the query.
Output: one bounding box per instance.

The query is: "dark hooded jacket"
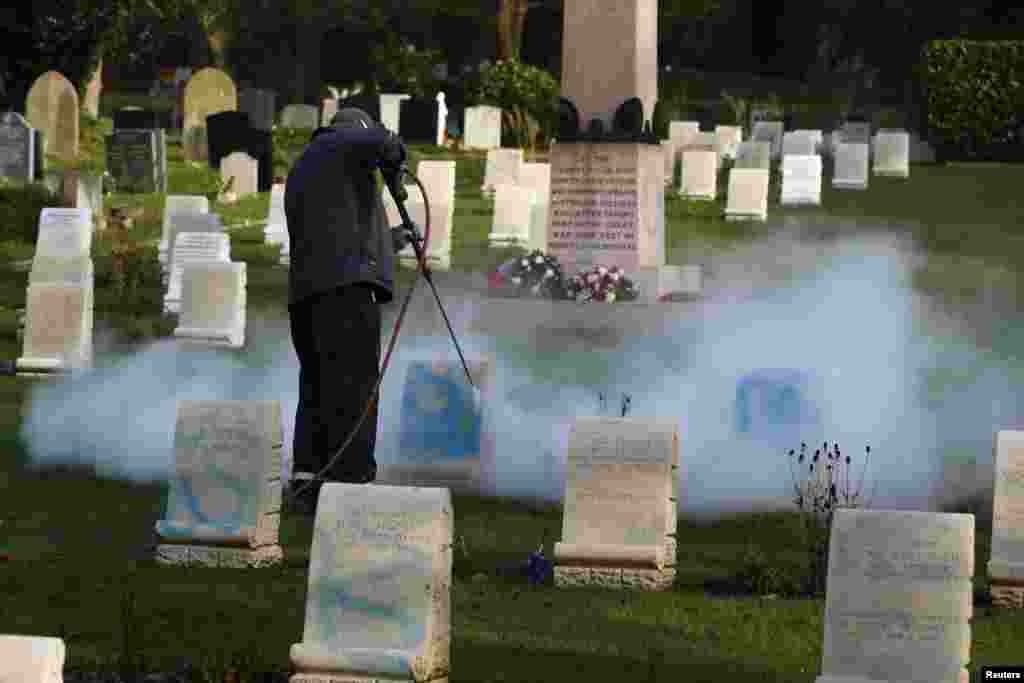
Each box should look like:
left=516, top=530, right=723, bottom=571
left=284, top=125, right=396, bottom=307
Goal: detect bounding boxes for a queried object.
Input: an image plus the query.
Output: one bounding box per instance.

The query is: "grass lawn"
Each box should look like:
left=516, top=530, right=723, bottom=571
left=1, top=121, right=1023, bottom=680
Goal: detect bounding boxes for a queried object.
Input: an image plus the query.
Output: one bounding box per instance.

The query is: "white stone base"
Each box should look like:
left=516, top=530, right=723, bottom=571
left=873, top=168, right=909, bottom=178
left=290, top=674, right=447, bottom=683
left=554, top=565, right=675, bottom=591
left=832, top=179, right=868, bottom=190
left=154, top=543, right=283, bottom=568
left=725, top=211, right=767, bottom=222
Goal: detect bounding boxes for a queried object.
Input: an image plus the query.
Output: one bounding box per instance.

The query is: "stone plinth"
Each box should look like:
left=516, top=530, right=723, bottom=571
left=988, top=430, right=1024, bottom=607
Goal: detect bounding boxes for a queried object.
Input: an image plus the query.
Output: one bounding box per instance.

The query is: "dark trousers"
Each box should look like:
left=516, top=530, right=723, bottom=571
left=289, top=284, right=381, bottom=482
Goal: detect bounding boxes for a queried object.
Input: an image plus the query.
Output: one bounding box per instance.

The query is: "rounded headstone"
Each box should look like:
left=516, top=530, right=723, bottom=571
left=182, top=67, right=237, bottom=162
left=25, top=71, right=79, bottom=162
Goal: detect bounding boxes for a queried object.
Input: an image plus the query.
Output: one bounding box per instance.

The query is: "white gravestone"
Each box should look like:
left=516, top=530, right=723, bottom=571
left=796, top=129, right=824, bottom=155
left=679, top=149, right=718, bottom=200
left=841, top=121, right=872, bottom=146
left=160, top=196, right=210, bottom=266
left=873, top=131, right=910, bottom=178
left=0, top=635, right=65, bottom=683
left=463, top=105, right=502, bottom=150
left=435, top=92, right=447, bottom=146
left=398, top=160, right=455, bottom=270
left=173, top=261, right=246, bottom=349
left=220, top=151, right=258, bottom=198
left=30, top=208, right=93, bottom=286
left=18, top=283, right=92, bottom=373
left=164, top=232, right=232, bottom=314
left=518, top=161, right=551, bottom=252
left=816, top=509, right=974, bottom=683
left=714, top=125, right=743, bottom=160
left=289, top=483, right=452, bottom=683
left=781, top=155, right=823, bottom=206
left=488, top=184, right=537, bottom=245
left=832, top=143, right=870, bottom=190
left=279, top=104, right=319, bottom=129
left=988, top=430, right=1024, bottom=607
left=380, top=93, right=411, bottom=134
left=752, top=121, right=784, bottom=160
left=725, top=168, right=770, bottom=222
left=163, top=212, right=223, bottom=278
left=666, top=121, right=700, bottom=185
left=154, top=400, right=283, bottom=567
left=265, top=184, right=289, bottom=264
left=482, top=148, right=523, bottom=194
left=782, top=131, right=817, bottom=157
left=555, top=417, right=679, bottom=591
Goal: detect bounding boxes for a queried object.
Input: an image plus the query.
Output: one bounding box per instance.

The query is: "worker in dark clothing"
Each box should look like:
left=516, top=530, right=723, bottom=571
left=285, top=107, right=414, bottom=513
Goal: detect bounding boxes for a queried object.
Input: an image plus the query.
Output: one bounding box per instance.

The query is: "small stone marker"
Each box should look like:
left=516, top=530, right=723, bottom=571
left=463, top=105, right=502, bottom=150
left=398, top=160, right=455, bottom=270
left=724, top=168, right=769, bottom=222
left=105, top=129, right=158, bottom=194
left=751, top=121, right=784, bottom=160
left=164, top=232, right=232, bottom=314
left=173, top=261, right=247, bottom=349
left=733, top=141, right=771, bottom=170
left=988, top=430, right=1024, bottom=608
left=518, top=161, right=551, bottom=252
left=781, top=155, right=823, bottom=206
left=555, top=417, right=679, bottom=591
left=160, top=196, right=211, bottom=267
left=279, top=104, right=319, bottom=129
left=481, top=148, right=523, bottom=193
left=0, top=634, right=66, bottom=683
left=714, top=125, right=743, bottom=160
left=265, top=183, right=289, bottom=262
left=872, top=131, right=910, bottom=178
left=0, top=111, right=36, bottom=182
left=289, top=483, right=452, bottom=683
left=782, top=131, right=817, bottom=157
left=183, top=67, right=237, bottom=162
left=679, top=149, right=717, bottom=200
left=25, top=71, right=79, bottom=162
left=489, top=184, right=537, bottom=245
left=378, top=356, right=496, bottom=495
left=30, top=208, right=93, bottom=286
left=832, top=143, right=870, bottom=190
left=19, top=283, right=92, bottom=372
left=220, top=151, right=259, bottom=198
left=155, top=400, right=282, bottom=567
left=380, top=93, right=411, bottom=133
left=163, top=212, right=224, bottom=277
left=816, top=509, right=974, bottom=683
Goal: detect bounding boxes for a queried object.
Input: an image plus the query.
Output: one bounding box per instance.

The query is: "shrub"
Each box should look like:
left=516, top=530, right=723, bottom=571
left=0, top=182, right=68, bottom=244
left=467, top=61, right=559, bottom=150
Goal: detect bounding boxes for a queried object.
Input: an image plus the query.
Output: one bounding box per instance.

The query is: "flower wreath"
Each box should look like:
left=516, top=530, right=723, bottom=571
left=565, top=265, right=640, bottom=303
left=489, top=252, right=641, bottom=303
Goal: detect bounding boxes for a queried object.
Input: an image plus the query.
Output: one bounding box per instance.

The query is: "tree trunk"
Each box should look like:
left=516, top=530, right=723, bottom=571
left=82, top=57, right=102, bottom=117
left=497, top=0, right=515, bottom=61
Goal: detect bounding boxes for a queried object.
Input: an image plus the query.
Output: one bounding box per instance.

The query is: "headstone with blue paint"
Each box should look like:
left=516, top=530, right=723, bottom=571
left=735, top=369, right=818, bottom=445
left=289, top=483, right=452, bottom=683
left=379, top=357, right=495, bottom=496
left=155, top=400, right=283, bottom=567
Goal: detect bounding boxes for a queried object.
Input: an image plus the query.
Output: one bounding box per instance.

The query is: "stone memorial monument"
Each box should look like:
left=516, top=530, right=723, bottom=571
left=489, top=184, right=537, bottom=245
left=815, top=509, right=974, bottom=683
left=18, top=283, right=92, bottom=373
left=481, top=148, right=523, bottom=193
left=988, top=430, right=1024, bottom=608
left=164, top=232, right=232, bottom=314
left=519, top=162, right=552, bottom=252
left=555, top=417, right=679, bottom=591
left=0, top=111, right=36, bottom=183
left=105, top=129, right=159, bottom=194
left=380, top=93, right=411, bottom=133
left=0, top=635, right=65, bottom=683
left=173, top=261, right=247, bottom=349
left=183, top=68, right=237, bottom=162
left=724, top=168, right=769, bottom=222
left=289, top=483, right=452, bottom=683
left=29, top=208, right=93, bottom=286
left=25, top=71, right=79, bottom=162
left=154, top=400, right=282, bottom=567
left=832, top=143, right=870, bottom=190
left=873, top=130, right=910, bottom=178
left=679, top=149, right=718, bottom=200
left=160, top=196, right=211, bottom=268
left=781, top=155, right=823, bottom=206
left=396, top=160, right=455, bottom=271
left=220, top=151, right=259, bottom=198
left=464, top=105, right=502, bottom=150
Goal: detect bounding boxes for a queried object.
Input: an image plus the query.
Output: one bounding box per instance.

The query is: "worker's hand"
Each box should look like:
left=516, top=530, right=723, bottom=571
left=380, top=130, right=407, bottom=169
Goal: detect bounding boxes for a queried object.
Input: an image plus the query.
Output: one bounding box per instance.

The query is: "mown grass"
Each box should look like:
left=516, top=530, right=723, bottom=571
left=1, top=112, right=1023, bottom=680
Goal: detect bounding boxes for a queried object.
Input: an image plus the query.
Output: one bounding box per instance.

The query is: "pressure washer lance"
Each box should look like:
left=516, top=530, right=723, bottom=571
left=286, top=161, right=477, bottom=505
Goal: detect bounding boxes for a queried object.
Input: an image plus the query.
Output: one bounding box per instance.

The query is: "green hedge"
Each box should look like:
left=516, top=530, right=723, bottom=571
left=921, top=40, right=1024, bottom=160
left=0, top=182, right=68, bottom=244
